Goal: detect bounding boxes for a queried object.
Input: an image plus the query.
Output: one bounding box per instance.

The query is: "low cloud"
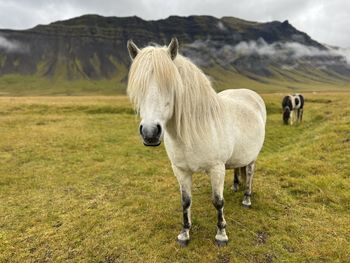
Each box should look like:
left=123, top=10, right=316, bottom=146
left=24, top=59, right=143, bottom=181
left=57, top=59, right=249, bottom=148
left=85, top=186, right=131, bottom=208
left=0, top=36, right=28, bottom=53
left=183, top=38, right=350, bottom=69
left=217, top=21, right=227, bottom=31
left=231, top=38, right=346, bottom=61
left=330, top=47, right=350, bottom=64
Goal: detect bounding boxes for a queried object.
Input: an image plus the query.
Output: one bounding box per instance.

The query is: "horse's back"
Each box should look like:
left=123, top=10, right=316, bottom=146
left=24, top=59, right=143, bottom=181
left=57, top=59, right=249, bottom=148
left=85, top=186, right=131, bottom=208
left=292, top=93, right=304, bottom=109
left=218, top=89, right=266, bottom=123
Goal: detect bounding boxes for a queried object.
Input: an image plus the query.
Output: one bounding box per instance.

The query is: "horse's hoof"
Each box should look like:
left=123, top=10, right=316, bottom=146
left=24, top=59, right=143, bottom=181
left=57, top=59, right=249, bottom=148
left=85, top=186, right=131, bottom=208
left=215, top=239, right=228, bottom=247
left=242, top=198, right=251, bottom=208
left=177, top=238, right=189, bottom=247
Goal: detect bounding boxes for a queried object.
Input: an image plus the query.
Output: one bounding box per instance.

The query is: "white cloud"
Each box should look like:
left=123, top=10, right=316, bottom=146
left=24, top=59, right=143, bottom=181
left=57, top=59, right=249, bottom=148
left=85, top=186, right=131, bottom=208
left=217, top=21, right=227, bottom=31
left=231, top=39, right=348, bottom=63
left=0, top=36, right=28, bottom=53
left=184, top=38, right=350, bottom=67
left=330, top=47, right=350, bottom=64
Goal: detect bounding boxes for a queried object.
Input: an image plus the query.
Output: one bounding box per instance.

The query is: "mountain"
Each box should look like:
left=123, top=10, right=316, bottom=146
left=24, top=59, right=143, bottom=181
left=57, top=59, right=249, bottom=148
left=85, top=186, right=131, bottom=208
left=0, top=14, right=350, bottom=95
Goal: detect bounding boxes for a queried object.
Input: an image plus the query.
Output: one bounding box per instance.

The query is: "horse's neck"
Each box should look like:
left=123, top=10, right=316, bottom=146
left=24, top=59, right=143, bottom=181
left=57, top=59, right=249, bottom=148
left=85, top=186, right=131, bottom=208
left=164, top=57, right=225, bottom=145
left=174, top=58, right=220, bottom=114
left=165, top=114, right=178, bottom=139
left=165, top=76, right=222, bottom=144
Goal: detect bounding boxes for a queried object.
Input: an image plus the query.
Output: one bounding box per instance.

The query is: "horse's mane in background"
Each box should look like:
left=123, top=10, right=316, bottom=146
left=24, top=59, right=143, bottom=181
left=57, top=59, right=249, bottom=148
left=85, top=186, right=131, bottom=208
left=127, top=46, right=224, bottom=146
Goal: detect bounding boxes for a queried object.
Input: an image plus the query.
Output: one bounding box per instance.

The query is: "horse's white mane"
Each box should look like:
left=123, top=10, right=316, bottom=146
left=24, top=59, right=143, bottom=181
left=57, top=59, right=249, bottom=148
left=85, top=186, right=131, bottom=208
left=127, top=46, right=223, bottom=146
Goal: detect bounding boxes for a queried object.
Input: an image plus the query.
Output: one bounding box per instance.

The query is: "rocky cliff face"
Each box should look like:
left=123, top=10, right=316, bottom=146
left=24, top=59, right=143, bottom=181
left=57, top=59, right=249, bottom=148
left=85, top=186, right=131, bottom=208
left=0, top=14, right=349, bottom=87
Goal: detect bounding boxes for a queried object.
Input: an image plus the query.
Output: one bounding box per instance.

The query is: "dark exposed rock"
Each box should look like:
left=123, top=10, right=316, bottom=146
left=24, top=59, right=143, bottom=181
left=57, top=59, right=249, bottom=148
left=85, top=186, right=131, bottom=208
left=0, top=14, right=349, bottom=87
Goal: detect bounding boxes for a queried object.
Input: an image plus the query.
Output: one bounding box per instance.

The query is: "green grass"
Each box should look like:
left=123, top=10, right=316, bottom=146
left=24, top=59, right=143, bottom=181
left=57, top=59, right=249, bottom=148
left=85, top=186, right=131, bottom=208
left=0, top=93, right=350, bottom=262
left=2, top=63, right=350, bottom=96
left=205, top=66, right=350, bottom=93
left=0, top=75, right=127, bottom=96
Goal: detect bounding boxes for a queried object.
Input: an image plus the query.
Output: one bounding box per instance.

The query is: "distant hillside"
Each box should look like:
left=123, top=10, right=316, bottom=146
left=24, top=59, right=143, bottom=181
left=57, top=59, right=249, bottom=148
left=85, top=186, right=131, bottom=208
left=0, top=14, right=350, bottom=95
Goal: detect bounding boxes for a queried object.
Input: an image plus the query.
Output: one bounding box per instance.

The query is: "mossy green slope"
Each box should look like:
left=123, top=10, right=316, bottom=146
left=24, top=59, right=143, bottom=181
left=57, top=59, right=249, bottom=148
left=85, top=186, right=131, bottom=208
left=1, top=14, right=350, bottom=95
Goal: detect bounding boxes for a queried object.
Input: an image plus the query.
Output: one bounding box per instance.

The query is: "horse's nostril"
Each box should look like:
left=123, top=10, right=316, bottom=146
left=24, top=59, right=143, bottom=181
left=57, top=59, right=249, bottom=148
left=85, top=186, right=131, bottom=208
left=156, top=124, right=162, bottom=136
left=139, top=125, right=143, bottom=135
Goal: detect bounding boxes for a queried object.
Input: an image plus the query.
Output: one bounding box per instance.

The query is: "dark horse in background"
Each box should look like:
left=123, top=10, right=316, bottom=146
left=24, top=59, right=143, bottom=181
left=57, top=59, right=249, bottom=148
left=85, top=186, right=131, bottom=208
left=282, top=94, right=304, bottom=125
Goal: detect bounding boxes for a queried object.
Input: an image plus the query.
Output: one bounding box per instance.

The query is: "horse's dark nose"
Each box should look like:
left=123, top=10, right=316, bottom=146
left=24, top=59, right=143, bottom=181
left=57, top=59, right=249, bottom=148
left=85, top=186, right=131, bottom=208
left=139, top=123, right=162, bottom=146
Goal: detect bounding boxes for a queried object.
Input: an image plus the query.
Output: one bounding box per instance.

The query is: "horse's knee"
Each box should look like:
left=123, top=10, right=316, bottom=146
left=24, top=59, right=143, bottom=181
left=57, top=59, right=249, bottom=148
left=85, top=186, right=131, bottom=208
left=212, top=194, right=224, bottom=210
left=213, top=194, right=226, bottom=229
left=247, top=162, right=255, bottom=176
left=181, top=190, right=191, bottom=209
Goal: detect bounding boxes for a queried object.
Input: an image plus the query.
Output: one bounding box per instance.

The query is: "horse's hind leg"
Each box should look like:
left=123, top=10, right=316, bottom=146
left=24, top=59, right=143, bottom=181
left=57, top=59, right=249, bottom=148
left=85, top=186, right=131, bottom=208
left=297, top=109, right=300, bottom=123
left=208, top=164, right=228, bottom=246
left=297, top=109, right=303, bottom=123
left=242, top=161, right=255, bottom=208
left=232, top=168, right=240, bottom=192
left=172, top=165, right=192, bottom=247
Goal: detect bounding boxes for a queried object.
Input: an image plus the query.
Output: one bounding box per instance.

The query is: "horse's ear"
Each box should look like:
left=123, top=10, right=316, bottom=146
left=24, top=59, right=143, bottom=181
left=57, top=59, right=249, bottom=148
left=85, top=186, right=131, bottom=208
left=168, top=37, right=178, bottom=60
left=127, top=40, right=140, bottom=60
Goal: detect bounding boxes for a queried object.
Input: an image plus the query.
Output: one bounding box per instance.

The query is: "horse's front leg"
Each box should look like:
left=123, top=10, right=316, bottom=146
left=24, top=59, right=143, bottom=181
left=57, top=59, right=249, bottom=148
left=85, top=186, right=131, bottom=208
left=172, top=165, right=192, bottom=247
left=290, top=110, right=294, bottom=125
left=208, top=164, right=228, bottom=246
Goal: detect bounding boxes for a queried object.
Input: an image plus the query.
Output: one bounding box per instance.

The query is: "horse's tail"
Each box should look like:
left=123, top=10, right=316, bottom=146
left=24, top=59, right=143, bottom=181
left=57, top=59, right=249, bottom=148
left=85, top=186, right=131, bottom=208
left=299, top=94, right=304, bottom=109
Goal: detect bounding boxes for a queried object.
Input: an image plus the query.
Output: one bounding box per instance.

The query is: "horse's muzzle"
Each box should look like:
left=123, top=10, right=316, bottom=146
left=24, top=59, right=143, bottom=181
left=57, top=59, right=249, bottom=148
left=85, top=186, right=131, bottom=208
left=139, top=124, right=162, bottom=147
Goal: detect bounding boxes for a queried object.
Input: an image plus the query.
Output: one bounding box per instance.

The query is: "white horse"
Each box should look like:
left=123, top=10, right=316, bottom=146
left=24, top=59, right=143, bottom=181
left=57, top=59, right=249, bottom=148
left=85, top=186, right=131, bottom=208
left=127, top=38, right=266, bottom=246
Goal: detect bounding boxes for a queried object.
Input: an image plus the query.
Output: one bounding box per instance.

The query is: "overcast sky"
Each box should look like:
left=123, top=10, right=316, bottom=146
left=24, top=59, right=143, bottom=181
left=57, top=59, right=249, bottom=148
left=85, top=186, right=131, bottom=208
left=0, top=0, right=349, bottom=47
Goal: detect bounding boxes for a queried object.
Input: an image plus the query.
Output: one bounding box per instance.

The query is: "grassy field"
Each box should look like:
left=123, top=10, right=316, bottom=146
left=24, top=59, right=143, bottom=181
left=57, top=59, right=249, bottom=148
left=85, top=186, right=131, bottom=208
left=0, top=75, right=127, bottom=96
left=1, top=71, right=350, bottom=96
left=0, top=93, right=349, bottom=262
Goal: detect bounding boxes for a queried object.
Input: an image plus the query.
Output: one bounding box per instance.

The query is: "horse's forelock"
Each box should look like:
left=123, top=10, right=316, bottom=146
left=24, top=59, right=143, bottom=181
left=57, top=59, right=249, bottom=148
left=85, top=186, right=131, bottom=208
left=127, top=46, right=180, bottom=111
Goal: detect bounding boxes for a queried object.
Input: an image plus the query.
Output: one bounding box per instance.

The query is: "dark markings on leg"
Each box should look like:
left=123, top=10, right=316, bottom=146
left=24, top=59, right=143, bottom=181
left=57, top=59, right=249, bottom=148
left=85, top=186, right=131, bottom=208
left=234, top=168, right=240, bottom=184
left=233, top=168, right=240, bottom=191
left=213, top=194, right=225, bottom=230
left=181, top=190, right=191, bottom=229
